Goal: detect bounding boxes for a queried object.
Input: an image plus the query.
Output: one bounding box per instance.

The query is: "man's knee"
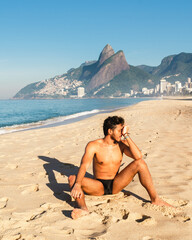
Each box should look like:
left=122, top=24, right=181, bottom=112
left=134, top=158, right=147, bottom=170
left=68, top=175, right=76, bottom=188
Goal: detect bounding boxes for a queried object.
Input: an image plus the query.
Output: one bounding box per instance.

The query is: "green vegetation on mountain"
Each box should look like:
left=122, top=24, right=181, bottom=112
left=137, top=52, right=192, bottom=84
left=14, top=82, right=46, bottom=99
left=66, top=66, right=83, bottom=80
left=89, top=65, right=156, bottom=97
left=136, top=65, right=156, bottom=74
left=158, top=53, right=192, bottom=78
left=80, top=61, right=99, bottom=82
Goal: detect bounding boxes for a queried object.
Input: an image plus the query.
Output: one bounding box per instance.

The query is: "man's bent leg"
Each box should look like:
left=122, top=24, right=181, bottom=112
left=68, top=175, right=88, bottom=215
left=112, top=159, right=172, bottom=207
left=68, top=175, right=104, bottom=219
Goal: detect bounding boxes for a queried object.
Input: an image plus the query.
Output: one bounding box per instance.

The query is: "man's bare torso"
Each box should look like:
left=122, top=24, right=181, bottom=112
left=92, top=139, right=124, bottom=179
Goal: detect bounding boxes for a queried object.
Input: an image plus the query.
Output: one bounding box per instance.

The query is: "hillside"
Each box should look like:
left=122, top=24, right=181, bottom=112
left=88, top=65, right=156, bottom=97
left=137, top=52, right=192, bottom=84
left=13, top=46, right=192, bottom=99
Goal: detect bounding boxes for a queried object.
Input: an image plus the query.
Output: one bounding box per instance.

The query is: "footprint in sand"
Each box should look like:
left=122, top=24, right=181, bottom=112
left=20, top=234, right=46, bottom=240
left=172, top=213, right=191, bottom=223
left=85, top=192, right=124, bottom=207
left=52, top=212, right=108, bottom=239
left=12, top=208, right=47, bottom=222
left=125, top=212, right=142, bottom=222
left=5, top=164, right=18, bottom=170
left=1, top=232, right=22, bottom=240
left=116, top=211, right=156, bottom=225
left=40, top=202, right=64, bottom=211
left=0, top=197, right=8, bottom=209
left=75, top=228, right=108, bottom=239
left=18, top=184, right=39, bottom=194
left=142, top=198, right=191, bottom=222
left=41, top=225, right=74, bottom=238
left=135, top=215, right=156, bottom=225
left=26, top=210, right=47, bottom=222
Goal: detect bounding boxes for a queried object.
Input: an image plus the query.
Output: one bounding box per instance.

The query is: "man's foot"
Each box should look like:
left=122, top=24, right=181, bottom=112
left=152, top=197, right=175, bottom=208
left=71, top=208, right=89, bottom=220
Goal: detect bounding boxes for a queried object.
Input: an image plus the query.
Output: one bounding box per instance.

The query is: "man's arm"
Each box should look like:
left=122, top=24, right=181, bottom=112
left=71, top=141, right=95, bottom=199
left=121, top=126, right=142, bottom=161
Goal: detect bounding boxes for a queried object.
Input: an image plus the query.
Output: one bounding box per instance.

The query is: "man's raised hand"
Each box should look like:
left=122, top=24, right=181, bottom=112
left=122, top=125, right=129, bottom=136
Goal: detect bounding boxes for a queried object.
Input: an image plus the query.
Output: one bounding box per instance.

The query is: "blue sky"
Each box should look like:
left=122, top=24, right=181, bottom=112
left=0, top=0, right=192, bottom=99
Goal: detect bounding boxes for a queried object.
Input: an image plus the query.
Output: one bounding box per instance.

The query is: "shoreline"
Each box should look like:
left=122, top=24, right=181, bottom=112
left=0, top=97, right=159, bottom=135
left=0, top=106, right=125, bottom=135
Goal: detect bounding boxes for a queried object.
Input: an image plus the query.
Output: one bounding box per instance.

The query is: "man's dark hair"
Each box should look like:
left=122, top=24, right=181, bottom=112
left=103, top=116, right=124, bottom=136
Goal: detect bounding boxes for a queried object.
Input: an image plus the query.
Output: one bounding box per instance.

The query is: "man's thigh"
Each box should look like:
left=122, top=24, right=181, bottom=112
left=112, top=161, right=137, bottom=194
left=82, top=177, right=104, bottom=196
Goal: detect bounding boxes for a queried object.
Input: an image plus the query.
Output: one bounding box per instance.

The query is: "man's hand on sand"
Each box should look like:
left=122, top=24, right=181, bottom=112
left=122, top=125, right=129, bottom=136
left=71, top=183, right=83, bottom=199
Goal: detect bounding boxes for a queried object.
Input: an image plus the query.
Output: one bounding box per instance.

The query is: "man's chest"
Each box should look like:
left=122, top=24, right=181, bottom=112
left=94, top=146, right=123, bottom=165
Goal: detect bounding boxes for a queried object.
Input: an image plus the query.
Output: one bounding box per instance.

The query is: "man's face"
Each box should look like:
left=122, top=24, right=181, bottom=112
left=110, top=124, right=124, bottom=142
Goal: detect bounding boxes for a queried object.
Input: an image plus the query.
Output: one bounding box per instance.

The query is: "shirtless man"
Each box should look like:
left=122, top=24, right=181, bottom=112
left=68, top=116, right=171, bottom=219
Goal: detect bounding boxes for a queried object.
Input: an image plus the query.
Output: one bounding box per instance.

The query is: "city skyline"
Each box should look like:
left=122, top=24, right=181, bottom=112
left=1, top=0, right=192, bottom=99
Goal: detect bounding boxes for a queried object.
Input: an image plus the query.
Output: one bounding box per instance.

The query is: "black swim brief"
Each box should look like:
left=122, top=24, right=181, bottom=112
left=96, top=178, right=114, bottom=195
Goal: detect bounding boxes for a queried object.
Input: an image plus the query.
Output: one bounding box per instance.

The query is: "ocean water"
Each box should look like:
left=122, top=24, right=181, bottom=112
left=0, top=98, right=156, bottom=134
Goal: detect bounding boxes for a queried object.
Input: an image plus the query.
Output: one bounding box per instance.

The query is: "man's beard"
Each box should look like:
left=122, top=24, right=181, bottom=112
left=111, top=135, right=119, bottom=144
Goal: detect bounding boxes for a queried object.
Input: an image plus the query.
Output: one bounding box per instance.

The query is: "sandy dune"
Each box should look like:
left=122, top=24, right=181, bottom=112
left=0, top=99, right=191, bottom=240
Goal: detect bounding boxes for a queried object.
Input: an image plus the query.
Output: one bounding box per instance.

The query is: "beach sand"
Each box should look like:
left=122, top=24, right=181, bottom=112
left=0, top=99, right=191, bottom=240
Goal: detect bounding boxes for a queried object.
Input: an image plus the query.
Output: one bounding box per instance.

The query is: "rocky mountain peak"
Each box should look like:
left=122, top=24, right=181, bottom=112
left=87, top=49, right=130, bottom=92
left=98, top=44, right=115, bottom=66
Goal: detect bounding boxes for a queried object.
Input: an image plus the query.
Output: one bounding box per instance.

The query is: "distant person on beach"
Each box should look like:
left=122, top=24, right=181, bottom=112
left=68, top=116, right=172, bottom=219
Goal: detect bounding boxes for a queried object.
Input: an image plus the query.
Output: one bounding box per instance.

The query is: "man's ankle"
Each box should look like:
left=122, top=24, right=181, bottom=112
left=151, top=195, right=159, bottom=203
left=79, top=206, right=88, bottom=211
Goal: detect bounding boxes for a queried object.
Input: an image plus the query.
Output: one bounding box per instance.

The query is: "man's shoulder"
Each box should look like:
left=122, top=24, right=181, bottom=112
left=85, top=139, right=102, bottom=153
left=86, top=139, right=103, bottom=148
left=87, top=138, right=103, bottom=146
